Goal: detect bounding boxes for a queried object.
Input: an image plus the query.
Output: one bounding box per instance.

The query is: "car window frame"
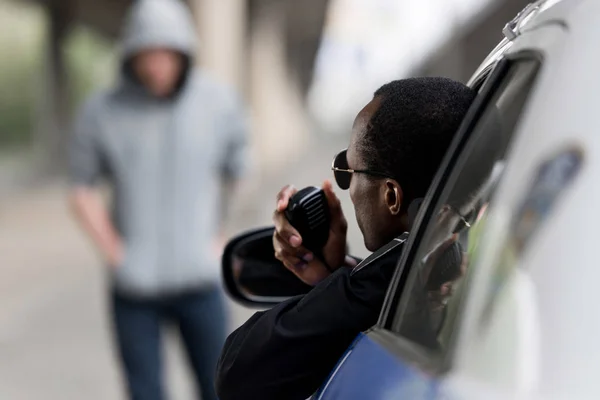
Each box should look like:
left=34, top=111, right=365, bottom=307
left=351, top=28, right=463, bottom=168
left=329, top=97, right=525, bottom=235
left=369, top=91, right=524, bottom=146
left=368, top=52, right=543, bottom=372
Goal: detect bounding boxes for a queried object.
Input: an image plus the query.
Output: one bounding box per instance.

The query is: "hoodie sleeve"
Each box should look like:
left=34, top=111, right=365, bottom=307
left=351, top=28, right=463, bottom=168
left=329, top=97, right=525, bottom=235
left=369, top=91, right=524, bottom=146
left=69, top=95, right=104, bottom=187
left=220, top=93, right=250, bottom=181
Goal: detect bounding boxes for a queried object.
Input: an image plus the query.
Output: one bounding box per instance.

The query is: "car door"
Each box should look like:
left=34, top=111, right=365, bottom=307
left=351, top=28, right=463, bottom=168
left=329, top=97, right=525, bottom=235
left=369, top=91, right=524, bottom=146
left=311, top=22, right=566, bottom=399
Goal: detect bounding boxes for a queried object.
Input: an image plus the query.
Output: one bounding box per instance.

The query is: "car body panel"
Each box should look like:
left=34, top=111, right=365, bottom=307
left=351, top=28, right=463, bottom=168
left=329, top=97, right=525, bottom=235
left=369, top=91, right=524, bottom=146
left=454, top=0, right=600, bottom=397
left=314, top=333, right=439, bottom=400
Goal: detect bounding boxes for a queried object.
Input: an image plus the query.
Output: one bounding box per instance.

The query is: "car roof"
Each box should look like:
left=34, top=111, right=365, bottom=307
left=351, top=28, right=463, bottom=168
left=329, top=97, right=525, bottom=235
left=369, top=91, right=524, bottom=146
left=467, top=0, right=580, bottom=88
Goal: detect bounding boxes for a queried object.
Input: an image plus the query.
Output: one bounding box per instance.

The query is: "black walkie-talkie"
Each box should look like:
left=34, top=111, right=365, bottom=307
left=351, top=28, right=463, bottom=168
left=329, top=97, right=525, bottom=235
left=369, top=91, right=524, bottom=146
left=285, top=186, right=331, bottom=267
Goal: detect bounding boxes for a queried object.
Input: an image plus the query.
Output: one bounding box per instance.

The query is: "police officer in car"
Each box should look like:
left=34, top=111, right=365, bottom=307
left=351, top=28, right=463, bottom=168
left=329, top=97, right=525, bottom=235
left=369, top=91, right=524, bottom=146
left=216, top=78, right=476, bottom=400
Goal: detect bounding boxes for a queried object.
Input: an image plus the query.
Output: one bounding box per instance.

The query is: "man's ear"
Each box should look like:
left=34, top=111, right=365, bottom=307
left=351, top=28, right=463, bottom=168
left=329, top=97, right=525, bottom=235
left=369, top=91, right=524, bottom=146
left=384, top=180, right=403, bottom=216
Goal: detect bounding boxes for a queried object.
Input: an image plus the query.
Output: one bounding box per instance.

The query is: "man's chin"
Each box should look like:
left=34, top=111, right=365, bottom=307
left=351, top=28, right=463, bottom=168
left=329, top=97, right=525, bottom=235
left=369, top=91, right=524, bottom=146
left=363, top=237, right=377, bottom=252
left=357, top=221, right=380, bottom=251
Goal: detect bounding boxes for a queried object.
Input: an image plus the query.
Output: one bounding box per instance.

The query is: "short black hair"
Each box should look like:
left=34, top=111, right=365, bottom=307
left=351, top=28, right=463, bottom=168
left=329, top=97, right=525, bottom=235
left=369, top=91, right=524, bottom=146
left=359, top=77, right=476, bottom=208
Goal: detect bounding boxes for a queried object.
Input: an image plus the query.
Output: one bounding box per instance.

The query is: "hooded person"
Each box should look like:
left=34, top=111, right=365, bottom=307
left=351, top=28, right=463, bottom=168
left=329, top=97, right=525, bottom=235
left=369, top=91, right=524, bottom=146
left=68, top=1, right=249, bottom=399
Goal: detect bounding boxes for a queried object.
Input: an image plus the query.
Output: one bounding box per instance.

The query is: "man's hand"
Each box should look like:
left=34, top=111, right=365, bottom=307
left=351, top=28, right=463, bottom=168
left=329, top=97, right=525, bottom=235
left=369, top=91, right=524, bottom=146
left=69, top=187, right=124, bottom=270
left=273, top=180, right=353, bottom=286
left=105, top=242, right=124, bottom=269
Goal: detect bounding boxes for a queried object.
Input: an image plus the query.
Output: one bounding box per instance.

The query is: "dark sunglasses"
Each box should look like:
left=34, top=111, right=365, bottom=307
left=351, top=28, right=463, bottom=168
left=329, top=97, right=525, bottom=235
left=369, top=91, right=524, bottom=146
left=331, top=149, right=391, bottom=190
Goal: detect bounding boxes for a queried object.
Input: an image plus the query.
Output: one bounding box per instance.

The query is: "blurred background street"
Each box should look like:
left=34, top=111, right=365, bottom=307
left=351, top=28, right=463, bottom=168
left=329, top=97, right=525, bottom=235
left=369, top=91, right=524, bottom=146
left=0, top=139, right=361, bottom=399
left=0, top=0, right=531, bottom=398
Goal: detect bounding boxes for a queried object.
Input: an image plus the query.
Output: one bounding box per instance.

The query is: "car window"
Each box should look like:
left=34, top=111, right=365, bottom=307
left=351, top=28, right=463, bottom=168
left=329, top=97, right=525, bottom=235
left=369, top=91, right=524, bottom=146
left=389, top=57, right=540, bottom=362
left=477, top=146, right=582, bottom=333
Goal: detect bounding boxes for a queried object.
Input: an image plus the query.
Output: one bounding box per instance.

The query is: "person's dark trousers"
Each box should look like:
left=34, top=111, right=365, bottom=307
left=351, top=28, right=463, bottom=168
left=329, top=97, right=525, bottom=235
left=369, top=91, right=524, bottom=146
left=111, top=285, right=227, bottom=400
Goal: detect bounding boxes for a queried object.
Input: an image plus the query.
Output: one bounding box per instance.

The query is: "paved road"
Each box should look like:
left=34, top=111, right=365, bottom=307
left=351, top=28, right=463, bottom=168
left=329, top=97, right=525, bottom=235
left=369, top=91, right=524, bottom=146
left=0, top=185, right=231, bottom=399
left=0, top=136, right=366, bottom=399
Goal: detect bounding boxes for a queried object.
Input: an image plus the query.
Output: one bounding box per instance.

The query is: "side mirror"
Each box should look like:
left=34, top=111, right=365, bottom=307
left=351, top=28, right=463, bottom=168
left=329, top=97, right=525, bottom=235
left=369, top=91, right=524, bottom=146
left=222, top=226, right=313, bottom=307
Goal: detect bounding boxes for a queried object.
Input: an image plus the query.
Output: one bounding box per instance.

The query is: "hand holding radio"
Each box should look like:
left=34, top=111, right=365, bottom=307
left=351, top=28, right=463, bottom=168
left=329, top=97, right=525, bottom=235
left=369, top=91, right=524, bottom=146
left=273, top=180, right=352, bottom=286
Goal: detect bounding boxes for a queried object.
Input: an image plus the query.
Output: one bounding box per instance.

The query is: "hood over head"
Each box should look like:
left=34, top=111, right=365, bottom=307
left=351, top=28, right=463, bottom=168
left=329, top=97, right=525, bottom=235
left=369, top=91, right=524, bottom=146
left=120, top=0, right=197, bottom=90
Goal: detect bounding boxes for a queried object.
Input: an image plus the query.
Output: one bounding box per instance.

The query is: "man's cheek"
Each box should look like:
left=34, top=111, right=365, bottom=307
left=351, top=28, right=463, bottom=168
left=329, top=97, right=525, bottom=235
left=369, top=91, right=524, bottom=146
left=349, top=186, right=357, bottom=206
left=354, top=208, right=365, bottom=235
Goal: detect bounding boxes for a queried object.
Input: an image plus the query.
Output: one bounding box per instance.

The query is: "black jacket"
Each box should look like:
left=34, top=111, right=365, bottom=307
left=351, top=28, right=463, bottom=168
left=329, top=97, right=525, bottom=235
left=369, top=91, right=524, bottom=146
left=216, top=235, right=408, bottom=400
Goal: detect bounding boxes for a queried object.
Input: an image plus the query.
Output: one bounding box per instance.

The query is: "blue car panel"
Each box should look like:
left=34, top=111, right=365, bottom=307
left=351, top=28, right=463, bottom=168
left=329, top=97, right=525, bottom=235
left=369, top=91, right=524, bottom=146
left=314, top=333, right=439, bottom=400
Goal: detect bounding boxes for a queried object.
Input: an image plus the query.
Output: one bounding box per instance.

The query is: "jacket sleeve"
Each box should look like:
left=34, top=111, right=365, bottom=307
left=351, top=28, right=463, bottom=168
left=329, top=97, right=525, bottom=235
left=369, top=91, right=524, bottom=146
left=216, top=259, right=396, bottom=400
left=69, top=95, right=104, bottom=187
left=220, top=92, right=250, bottom=181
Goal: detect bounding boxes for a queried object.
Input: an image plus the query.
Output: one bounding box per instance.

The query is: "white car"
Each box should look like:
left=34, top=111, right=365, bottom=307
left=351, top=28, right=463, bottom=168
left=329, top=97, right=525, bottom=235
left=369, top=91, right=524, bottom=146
left=222, top=0, right=600, bottom=398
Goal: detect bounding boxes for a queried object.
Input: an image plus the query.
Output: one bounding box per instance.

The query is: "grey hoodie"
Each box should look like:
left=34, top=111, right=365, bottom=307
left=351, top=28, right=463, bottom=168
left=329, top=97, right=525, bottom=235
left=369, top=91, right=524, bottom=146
left=70, top=0, right=249, bottom=297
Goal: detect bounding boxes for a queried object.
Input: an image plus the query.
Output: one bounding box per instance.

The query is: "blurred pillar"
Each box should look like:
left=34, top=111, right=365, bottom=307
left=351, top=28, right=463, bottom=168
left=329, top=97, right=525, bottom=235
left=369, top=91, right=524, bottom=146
left=192, top=0, right=246, bottom=91
left=35, top=0, right=73, bottom=175
left=247, top=1, right=309, bottom=173
left=283, top=0, right=330, bottom=99
left=192, top=0, right=310, bottom=174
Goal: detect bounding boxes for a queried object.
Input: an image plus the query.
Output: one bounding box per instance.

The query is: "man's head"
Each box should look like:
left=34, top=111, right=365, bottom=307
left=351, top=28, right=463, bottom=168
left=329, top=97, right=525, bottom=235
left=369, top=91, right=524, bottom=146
left=342, top=78, right=475, bottom=251
left=120, top=0, right=197, bottom=98
left=131, top=48, right=185, bottom=97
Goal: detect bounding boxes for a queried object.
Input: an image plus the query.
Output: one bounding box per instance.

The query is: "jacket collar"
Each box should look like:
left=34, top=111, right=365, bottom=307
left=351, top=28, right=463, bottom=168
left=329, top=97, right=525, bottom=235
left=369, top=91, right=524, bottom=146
left=351, top=232, right=409, bottom=275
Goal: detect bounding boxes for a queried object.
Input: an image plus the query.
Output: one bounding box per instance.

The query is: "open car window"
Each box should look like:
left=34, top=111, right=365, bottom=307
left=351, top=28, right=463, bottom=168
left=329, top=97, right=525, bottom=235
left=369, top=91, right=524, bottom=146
left=387, top=57, right=540, bottom=366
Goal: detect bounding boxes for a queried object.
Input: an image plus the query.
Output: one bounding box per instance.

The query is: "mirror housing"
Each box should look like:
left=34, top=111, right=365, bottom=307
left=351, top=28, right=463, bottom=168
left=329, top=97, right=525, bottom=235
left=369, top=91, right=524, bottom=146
left=222, top=226, right=312, bottom=307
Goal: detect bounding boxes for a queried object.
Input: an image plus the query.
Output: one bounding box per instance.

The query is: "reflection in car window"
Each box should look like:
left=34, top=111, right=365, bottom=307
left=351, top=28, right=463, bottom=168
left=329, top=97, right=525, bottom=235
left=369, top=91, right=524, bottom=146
left=478, top=147, right=583, bottom=331
left=391, top=59, right=540, bottom=356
